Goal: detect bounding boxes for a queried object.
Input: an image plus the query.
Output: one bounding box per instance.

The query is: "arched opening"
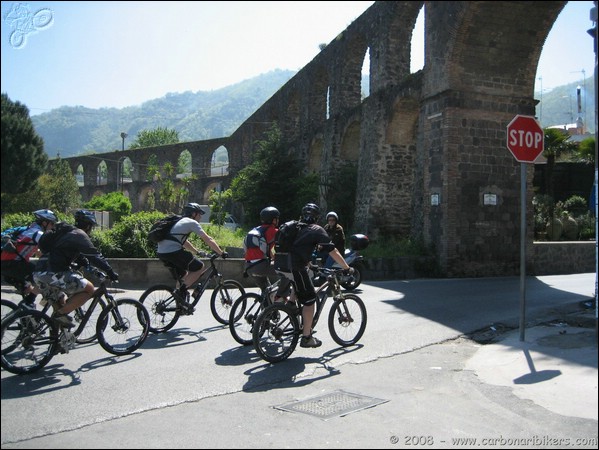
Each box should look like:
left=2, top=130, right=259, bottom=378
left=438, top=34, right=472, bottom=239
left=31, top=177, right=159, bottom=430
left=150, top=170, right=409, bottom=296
left=211, top=146, right=229, bottom=177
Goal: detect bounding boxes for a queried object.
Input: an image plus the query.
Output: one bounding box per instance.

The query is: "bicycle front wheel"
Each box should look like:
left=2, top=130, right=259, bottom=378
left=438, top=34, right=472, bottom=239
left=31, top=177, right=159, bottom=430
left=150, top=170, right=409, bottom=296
left=1, top=309, right=58, bottom=375
left=210, top=279, right=245, bottom=325
left=229, top=293, right=264, bottom=346
left=253, top=303, right=300, bottom=363
left=328, top=294, right=367, bottom=346
left=96, top=298, right=149, bottom=355
left=139, top=284, right=181, bottom=333
left=74, top=298, right=106, bottom=344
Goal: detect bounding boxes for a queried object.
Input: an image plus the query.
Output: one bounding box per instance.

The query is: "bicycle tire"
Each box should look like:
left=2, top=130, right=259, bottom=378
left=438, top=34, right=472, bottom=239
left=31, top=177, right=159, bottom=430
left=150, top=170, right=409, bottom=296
left=229, top=293, right=263, bottom=346
left=1, top=309, right=58, bottom=375
left=74, top=298, right=107, bottom=344
left=96, top=298, right=149, bottom=355
left=1, top=299, right=18, bottom=322
left=138, top=284, right=181, bottom=333
left=252, top=303, right=300, bottom=363
left=210, top=279, right=245, bottom=325
left=328, top=293, right=367, bottom=346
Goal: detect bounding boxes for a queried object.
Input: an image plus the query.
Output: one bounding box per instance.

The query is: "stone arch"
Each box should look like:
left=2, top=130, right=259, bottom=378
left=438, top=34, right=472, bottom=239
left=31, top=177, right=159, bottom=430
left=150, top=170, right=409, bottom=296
left=340, top=121, right=361, bottom=161
left=177, top=149, right=192, bottom=179
left=96, top=160, right=108, bottom=186
left=76, top=164, right=84, bottom=187
left=211, top=145, right=229, bottom=177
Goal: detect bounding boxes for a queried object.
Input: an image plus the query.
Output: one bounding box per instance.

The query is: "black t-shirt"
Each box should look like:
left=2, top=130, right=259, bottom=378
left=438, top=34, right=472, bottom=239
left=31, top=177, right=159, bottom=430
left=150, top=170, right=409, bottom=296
left=290, top=224, right=335, bottom=269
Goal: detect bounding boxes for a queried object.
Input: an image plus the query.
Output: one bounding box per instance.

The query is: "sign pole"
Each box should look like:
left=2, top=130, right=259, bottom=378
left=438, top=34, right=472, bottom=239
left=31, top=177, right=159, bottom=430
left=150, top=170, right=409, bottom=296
left=520, top=162, right=527, bottom=341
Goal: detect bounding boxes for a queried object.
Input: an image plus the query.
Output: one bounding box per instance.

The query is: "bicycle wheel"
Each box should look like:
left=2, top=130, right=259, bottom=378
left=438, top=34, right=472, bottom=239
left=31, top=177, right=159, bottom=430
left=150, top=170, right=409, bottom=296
left=96, top=298, right=149, bottom=356
left=328, top=293, right=367, bottom=346
left=210, top=279, right=245, bottom=325
left=74, top=298, right=106, bottom=344
left=1, top=309, right=58, bottom=375
left=229, top=293, right=264, bottom=346
left=253, top=303, right=300, bottom=363
left=1, top=299, right=18, bottom=322
left=138, top=284, right=181, bottom=333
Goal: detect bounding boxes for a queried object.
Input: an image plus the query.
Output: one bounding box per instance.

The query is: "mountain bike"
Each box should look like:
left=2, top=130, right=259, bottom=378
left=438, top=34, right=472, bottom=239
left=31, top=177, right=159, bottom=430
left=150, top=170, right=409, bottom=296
left=252, top=266, right=367, bottom=363
left=139, top=252, right=245, bottom=333
left=2, top=273, right=105, bottom=345
left=0, top=267, right=150, bottom=375
left=228, top=275, right=294, bottom=346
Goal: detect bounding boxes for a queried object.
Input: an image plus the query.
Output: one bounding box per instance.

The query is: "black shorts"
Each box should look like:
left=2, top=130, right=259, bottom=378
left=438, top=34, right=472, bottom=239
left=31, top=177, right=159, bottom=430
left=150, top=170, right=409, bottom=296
left=157, top=250, right=204, bottom=277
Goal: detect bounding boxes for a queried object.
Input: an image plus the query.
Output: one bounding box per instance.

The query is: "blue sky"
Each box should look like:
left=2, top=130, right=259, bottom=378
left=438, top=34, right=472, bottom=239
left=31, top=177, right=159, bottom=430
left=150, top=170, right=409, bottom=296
left=1, top=1, right=596, bottom=116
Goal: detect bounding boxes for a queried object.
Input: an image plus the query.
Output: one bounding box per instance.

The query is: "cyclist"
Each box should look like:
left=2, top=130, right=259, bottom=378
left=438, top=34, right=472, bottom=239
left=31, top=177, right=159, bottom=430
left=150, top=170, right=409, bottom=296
left=275, top=203, right=352, bottom=348
left=321, top=211, right=346, bottom=268
left=34, top=210, right=119, bottom=327
left=1, top=209, right=58, bottom=307
left=156, top=202, right=228, bottom=311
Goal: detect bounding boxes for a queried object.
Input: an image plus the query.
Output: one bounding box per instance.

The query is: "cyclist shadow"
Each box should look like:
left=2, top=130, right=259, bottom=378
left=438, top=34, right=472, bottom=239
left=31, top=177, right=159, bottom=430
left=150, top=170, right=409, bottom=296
left=215, top=344, right=263, bottom=366
left=141, top=328, right=207, bottom=349
left=240, top=344, right=364, bottom=392
left=0, top=352, right=143, bottom=399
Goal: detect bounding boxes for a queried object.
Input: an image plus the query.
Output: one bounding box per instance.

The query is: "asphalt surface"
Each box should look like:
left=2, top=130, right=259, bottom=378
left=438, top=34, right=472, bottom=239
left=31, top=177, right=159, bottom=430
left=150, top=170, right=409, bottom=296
left=1, top=273, right=597, bottom=449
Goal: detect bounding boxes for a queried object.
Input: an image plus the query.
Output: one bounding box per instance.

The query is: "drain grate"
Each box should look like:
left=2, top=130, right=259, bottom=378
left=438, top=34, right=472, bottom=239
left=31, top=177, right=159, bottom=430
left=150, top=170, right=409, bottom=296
left=274, top=390, right=388, bottom=420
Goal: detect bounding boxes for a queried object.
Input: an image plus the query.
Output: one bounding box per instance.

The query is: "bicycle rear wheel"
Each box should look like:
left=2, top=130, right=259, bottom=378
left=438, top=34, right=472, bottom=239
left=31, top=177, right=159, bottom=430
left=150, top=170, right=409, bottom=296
left=328, top=293, right=367, bottom=346
left=210, top=279, right=245, bottom=325
left=1, top=299, right=18, bottom=322
left=252, top=303, right=300, bottom=363
left=229, top=293, right=264, bottom=346
left=1, top=309, right=58, bottom=375
left=96, top=298, right=149, bottom=355
left=74, top=298, right=106, bottom=344
left=139, top=284, right=181, bottom=333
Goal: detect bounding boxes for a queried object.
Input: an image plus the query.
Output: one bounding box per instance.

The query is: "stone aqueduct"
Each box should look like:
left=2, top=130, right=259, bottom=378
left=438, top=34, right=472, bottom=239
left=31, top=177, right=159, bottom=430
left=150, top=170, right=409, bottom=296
left=62, top=1, right=572, bottom=277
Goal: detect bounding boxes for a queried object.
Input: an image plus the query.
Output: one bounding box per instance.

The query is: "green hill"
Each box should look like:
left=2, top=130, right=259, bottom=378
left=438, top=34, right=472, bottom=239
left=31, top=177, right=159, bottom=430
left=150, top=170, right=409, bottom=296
left=32, top=69, right=296, bottom=158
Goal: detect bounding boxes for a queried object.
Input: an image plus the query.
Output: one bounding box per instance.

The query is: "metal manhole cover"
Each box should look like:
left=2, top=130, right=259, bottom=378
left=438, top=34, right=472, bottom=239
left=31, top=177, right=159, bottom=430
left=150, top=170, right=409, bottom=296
left=274, top=390, right=388, bottom=420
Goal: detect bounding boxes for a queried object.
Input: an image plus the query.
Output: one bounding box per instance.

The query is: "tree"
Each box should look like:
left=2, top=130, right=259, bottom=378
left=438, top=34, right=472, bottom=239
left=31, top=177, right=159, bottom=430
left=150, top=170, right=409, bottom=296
left=128, top=127, right=180, bottom=149
left=572, top=136, right=596, bottom=165
left=1, top=93, right=48, bottom=194
left=542, top=128, right=578, bottom=199
left=38, top=157, right=82, bottom=213
left=230, top=123, right=318, bottom=224
left=83, top=191, right=132, bottom=223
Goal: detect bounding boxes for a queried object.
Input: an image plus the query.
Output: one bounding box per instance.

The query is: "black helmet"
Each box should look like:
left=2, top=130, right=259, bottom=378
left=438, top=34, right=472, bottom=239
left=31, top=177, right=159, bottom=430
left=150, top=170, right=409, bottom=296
left=33, top=209, right=58, bottom=224
left=74, top=209, right=97, bottom=227
left=326, top=211, right=338, bottom=222
left=301, top=203, right=320, bottom=224
left=182, top=202, right=206, bottom=217
left=260, top=206, right=280, bottom=224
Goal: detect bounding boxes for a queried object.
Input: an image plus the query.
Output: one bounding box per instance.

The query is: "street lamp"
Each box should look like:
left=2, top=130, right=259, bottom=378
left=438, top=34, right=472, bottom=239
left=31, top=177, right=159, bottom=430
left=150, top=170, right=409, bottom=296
left=120, top=132, right=127, bottom=151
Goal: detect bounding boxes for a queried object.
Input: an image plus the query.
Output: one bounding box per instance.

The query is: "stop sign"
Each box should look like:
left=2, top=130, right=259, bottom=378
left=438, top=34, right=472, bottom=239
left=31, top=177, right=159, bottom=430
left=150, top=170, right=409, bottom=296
left=506, top=115, right=544, bottom=163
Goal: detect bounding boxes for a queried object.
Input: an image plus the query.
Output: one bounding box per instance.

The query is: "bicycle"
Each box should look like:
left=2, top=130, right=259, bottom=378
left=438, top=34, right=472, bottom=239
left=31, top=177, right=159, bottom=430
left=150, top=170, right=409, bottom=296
left=139, top=252, right=245, bottom=333
left=252, top=266, right=367, bottom=363
left=228, top=275, right=294, bottom=346
left=0, top=267, right=150, bottom=375
left=2, top=272, right=105, bottom=345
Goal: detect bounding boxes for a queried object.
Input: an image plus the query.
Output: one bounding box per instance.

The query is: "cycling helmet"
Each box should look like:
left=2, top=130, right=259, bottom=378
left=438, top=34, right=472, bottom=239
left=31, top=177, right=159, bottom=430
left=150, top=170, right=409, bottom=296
left=260, top=206, right=280, bottom=224
left=33, top=209, right=57, bottom=224
left=74, top=209, right=97, bottom=227
left=301, top=203, right=320, bottom=224
left=182, top=202, right=206, bottom=217
left=326, top=211, right=338, bottom=222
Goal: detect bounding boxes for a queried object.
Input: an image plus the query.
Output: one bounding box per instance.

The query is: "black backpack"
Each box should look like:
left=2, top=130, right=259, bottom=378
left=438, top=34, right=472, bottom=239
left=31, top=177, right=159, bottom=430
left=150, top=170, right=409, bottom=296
left=38, top=222, right=76, bottom=254
left=274, top=220, right=306, bottom=253
left=147, top=215, right=182, bottom=244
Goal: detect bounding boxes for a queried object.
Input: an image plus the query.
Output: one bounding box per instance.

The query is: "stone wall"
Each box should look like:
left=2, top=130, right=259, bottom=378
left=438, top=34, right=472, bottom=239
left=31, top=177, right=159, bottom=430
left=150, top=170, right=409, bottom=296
left=106, top=242, right=594, bottom=287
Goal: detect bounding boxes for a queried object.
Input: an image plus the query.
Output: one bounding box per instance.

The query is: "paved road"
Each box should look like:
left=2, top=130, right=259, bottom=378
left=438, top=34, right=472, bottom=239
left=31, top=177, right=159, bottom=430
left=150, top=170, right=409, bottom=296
left=1, top=273, right=597, bottom=448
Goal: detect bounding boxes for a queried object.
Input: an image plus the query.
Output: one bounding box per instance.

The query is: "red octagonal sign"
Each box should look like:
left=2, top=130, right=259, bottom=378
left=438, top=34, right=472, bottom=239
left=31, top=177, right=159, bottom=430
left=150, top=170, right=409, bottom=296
left=506, top=115, right=544, bottom=163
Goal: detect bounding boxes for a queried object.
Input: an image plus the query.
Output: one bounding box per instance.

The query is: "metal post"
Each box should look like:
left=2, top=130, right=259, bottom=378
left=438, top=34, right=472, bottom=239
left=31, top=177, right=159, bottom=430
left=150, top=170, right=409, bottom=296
left=519, top=162, right=527, bottom=341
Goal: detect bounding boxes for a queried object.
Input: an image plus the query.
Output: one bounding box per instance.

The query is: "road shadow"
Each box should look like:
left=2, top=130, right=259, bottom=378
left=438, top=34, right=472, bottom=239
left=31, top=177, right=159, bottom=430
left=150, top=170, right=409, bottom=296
left=0, top=352, right=142, bottom=398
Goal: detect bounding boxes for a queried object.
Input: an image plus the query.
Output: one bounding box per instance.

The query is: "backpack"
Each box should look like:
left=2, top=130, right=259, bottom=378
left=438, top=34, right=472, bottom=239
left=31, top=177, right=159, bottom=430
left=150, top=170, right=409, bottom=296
left=1, top=226, right=29, bottom=254
left=38, top=222, right=76, bottom=254
left=243, top=225, right=269, bottom=258
left=274, top=220, right=306, bottom=253
left=148, top=215, right=182, bottom=244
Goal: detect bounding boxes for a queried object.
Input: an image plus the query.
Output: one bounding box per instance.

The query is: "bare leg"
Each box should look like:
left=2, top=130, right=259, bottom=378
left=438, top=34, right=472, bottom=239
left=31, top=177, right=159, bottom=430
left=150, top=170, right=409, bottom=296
left=58, top=283, right=95, bottom=314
